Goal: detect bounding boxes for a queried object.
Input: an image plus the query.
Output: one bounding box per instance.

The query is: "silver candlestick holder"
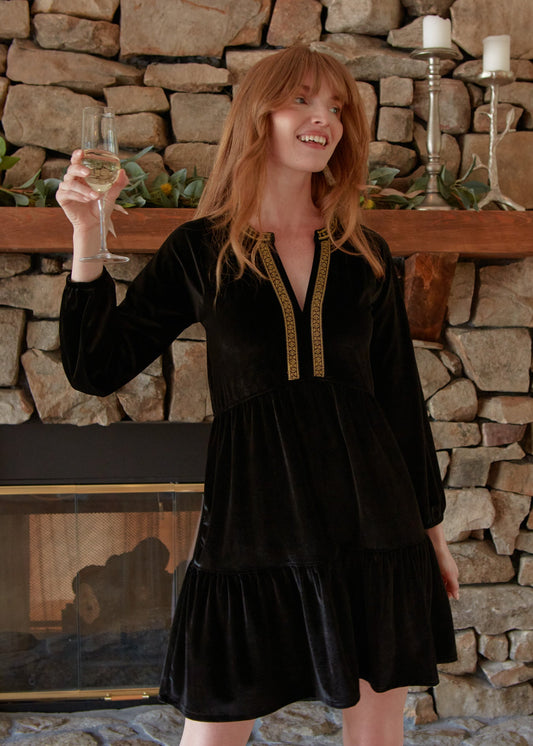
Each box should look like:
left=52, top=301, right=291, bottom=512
left=411, top=47, right=461, bottom=210
left=476, top=70, right=525, bottom=211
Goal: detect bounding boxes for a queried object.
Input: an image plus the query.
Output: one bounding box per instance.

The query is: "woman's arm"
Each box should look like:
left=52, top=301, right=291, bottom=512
left=426, top=523, right=460, bottom=600
left=58, top=151, right=206, bottom=397
left=369, top=233, right=446, bottom=529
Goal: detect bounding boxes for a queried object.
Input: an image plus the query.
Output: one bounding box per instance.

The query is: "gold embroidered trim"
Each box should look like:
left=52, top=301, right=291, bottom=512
left=258, top=242, right=300, bottom=381
left=310, top=235, right=330, bottom=378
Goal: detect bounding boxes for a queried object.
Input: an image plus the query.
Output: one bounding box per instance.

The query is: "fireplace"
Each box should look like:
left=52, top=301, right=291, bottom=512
left=0, top=422, right=210, bottom=704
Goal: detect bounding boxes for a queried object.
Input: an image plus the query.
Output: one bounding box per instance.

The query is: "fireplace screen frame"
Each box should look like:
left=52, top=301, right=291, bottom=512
left=0, top=481, right=204, bottom=704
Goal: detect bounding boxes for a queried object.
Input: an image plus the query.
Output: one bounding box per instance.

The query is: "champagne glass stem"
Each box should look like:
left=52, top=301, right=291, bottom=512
left=98, top=195, right=107, bottom=254
left=80, top=194, right=128, bottom=263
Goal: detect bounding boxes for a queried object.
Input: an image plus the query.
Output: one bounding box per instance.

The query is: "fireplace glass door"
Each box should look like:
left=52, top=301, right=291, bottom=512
left=0, top=484, right=202, bottom=701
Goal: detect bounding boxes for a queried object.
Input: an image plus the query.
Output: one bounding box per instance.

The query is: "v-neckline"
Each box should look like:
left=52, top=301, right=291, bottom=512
left=249, top=227, right=327, bottom=315
left=270, top=231, right=322, bottom=315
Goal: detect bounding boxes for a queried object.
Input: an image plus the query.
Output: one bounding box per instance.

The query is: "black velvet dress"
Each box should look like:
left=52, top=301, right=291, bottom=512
left=60, top=217, right=456, bottom=722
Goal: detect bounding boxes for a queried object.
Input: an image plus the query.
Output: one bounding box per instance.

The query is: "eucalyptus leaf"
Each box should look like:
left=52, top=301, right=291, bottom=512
left=407, top=176, right=428, bottom=193
left=152, top=172, right=172, bottom=189
left=439, top=166, right=455, bottom=188
left=171, top=168, right=188, bottom=188
left=124, top=161, right=147, bottom=179
left=123, top=175, right=147, bottom=191
left=12, top=192, right=30, bottom=206
left=183, top=178, right=205, bottom=200
left=385, top=194, right=411, bottom=206
left=0, top=155, right=20, bottom=171
left=407, top=193, right=426, bottom=208
left=33, top=180, right=47, bottom=198
left=453, top=189, right=475, bottom=210
left=458, top=154, right=483, bottom=182
left=121, top=194, right=146, bottom=208
left=32, top=178, right=60, bottom=206
left=0, top=187, right=16, bottom=204
left=139, top=180, right=152, bottom=199
left=18, top=171, right=41, bottom=189
left=463, top=180, right=489, bottom=195
left=44, top=177, right=61, bottom=193
left=121, top=145, right=153, bottom=163
left=153, top=190, right=173, bottom=208
left=368, top=166, right=399, bottom=187
left=438, top=182, right=452, bottom=201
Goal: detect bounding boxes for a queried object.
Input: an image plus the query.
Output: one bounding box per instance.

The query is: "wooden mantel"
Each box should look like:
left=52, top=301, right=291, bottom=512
left=1, top=207, right=533, bottom=257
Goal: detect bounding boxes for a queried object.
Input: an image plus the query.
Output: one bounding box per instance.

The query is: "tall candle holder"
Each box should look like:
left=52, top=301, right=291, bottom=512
left=476, top=70, right=525, bottom=211
left=411, top=47, right=461, bottom=210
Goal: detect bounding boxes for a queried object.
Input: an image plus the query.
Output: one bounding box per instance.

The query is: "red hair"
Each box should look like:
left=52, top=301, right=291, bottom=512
left=196, top=45, right=383, bottom=286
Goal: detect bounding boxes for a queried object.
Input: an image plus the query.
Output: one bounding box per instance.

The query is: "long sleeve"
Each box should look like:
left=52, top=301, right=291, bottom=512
left=368, top=234, right=445, bottom=529
left=60, top=221, right=209, bottom=397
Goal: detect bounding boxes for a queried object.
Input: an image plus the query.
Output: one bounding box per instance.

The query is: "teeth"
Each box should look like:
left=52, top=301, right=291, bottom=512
left=298, top=134, right=327, bottom=146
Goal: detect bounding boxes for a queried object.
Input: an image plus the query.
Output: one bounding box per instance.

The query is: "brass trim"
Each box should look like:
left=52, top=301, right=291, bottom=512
left=310, top=234, right=330, bottom=377
left=104, top=691, right=151, bottom=702
left=259, top=241, right=300, bottom=381
left=0, top=483, right=204, bottom=495
left=0, top=687, right=159, bottom=702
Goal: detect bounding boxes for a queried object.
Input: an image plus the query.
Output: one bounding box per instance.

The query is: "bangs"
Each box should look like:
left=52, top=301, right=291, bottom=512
left=261, top=47, right=354, bottom=112
left=303, top=52, right=352, bottom=107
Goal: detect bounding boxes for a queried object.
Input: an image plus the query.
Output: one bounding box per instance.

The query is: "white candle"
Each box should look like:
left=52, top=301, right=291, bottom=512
left=483, top=35, right=511, bottom=72
left=422, top=15, right=452, bottom=49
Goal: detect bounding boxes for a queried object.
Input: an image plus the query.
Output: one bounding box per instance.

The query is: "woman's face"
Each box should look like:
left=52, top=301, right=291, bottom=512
left=268, top=75, right=344, bottom=177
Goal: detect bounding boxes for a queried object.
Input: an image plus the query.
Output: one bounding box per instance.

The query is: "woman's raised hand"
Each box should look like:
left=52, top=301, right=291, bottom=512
left=57, top=150, right=129, bottom=281
left=56, top=149, right=128, bottom=234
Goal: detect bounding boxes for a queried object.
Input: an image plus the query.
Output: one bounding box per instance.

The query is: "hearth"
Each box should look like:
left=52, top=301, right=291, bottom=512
left=0, top=422, right=210, bottom=704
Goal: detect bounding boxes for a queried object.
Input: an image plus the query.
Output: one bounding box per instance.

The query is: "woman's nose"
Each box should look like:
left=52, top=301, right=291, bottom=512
left=310, top=106, right=327, bottom=123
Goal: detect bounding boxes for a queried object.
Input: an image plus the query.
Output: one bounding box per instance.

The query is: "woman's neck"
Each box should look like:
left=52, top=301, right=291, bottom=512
left=254, top=167, right=323, bottom=235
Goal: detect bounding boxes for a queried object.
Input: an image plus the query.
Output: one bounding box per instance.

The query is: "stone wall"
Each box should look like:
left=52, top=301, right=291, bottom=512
left=1, top=0, right=533, bottom=204
left=0, top=0, right=532, bottom=724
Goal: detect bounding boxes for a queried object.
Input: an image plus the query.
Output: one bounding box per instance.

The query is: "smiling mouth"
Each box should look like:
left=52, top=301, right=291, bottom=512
left=297, top=134, right=328, bottom=147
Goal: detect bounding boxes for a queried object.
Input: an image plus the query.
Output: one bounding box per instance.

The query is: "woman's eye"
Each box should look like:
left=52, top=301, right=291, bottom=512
left=330, top=106, right=341, bottom=115
left=295, top=96, right=307, bottom=104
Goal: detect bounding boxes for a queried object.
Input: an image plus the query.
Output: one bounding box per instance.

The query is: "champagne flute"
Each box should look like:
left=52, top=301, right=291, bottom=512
left=80, top=106, right=129, bottom=263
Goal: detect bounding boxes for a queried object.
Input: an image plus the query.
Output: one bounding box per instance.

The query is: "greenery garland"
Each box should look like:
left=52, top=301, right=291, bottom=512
left=0, top=137, right=489, bottom=211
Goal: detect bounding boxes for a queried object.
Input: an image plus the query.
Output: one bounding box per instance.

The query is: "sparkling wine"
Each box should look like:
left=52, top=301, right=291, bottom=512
left=79, top=106, right=129, bottom=262
left=82, top=149, right=120, bottom=192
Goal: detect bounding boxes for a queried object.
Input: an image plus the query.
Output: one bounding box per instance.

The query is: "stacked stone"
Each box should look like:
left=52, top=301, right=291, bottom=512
left=0, top=0, right=533, bottom=202
left=411, top=257, right=533, bottom=721
left=0, top=253, right=213, bottom=425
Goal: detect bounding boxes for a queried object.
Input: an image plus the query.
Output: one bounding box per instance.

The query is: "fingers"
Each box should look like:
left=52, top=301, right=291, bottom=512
left=107, top=168, right=129, bottom=200
left=58, top=157, right=98, bottom=204
left=443, top=569, right=460, bottom=601
left=449, top=577, right=460, bottom=601
left=58, top=151, right=129, bottom=219
left=57, top=178, right=98, bottom=205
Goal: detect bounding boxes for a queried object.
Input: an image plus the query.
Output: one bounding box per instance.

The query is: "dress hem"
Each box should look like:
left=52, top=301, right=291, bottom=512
left=158, top=671, right=446, bottom=723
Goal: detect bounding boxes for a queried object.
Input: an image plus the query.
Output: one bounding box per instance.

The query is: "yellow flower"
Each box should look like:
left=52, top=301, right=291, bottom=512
left=160, top=182, right=172, bottom=195
left=362, top=198, right=375, bottom=209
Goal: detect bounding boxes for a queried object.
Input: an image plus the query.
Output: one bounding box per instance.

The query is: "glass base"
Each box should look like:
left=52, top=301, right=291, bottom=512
left=80, top=252, right=129, bottom=263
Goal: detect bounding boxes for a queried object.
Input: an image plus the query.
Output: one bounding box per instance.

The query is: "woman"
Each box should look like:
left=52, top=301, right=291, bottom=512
left=58, top=45, right=459, bottom=746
